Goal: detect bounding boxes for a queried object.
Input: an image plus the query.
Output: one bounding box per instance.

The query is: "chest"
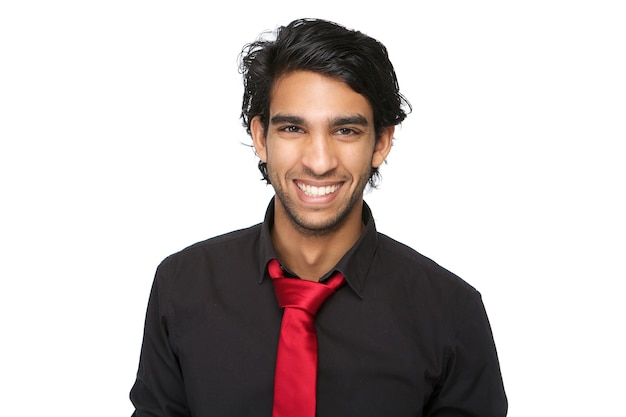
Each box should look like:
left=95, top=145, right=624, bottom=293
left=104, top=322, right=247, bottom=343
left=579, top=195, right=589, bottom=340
left=170, top=287, right=447, bottom=416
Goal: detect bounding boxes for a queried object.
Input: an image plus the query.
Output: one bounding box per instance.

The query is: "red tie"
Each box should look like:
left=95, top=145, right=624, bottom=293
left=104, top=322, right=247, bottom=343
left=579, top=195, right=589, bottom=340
left=268, top=258, right=345, bottom=417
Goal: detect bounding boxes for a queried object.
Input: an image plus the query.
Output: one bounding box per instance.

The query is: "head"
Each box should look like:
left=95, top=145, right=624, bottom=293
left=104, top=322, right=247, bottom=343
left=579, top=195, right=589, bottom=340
left=239, top=18, right=411, bottom=188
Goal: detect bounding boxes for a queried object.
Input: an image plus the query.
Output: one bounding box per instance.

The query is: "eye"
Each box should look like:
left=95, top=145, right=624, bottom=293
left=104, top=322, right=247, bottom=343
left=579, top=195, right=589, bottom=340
left=336, top=127, right=359, bottom=136
left=280, top=125, right=304, bottom=134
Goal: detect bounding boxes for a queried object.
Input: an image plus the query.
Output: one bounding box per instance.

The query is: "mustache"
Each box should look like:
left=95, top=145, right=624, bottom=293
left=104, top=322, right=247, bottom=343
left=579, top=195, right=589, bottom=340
left=289, top=167, right=352, bottom=181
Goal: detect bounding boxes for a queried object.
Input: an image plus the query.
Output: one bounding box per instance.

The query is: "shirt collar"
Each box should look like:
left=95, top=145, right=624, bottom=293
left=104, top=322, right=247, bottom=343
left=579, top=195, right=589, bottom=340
left=257, top=197, right=377, bottom=298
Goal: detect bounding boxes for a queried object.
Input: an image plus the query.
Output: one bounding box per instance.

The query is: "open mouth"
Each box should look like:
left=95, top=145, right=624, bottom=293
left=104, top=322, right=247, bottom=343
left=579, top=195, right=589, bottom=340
left=296, top=181, right=341, bottom=197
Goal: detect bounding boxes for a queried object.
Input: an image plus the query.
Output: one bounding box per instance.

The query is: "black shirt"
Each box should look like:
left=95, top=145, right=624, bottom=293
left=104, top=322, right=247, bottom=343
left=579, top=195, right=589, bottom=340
left=130, top=199, right=507, bottom=416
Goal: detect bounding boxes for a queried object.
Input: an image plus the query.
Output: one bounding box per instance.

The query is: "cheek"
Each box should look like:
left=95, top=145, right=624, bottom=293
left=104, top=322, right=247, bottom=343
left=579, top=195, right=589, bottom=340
left=345, top=147, right=376, bottom=172
left=271, top=139, right=304, bottom=160
left=266, top=144, right=297, bottom=172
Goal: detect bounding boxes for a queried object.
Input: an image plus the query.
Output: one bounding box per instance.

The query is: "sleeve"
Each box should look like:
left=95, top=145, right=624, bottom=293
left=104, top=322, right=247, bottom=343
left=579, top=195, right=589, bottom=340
left=426, top=291, right=508, bottom=417
left=129, top=265, right=191, bottom=417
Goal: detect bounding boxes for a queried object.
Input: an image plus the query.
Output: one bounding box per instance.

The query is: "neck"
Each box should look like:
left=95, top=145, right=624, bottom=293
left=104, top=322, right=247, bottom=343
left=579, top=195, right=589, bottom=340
left=271, top=199, right=364, bottom=282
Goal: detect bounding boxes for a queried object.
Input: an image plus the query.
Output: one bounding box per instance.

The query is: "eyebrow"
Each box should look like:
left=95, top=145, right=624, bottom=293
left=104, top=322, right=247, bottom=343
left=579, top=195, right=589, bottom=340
left=331, top=115, right=369, bottom=127
left=270, top=114, right=370, bottom=127
left=270, top=114, right=305, bottom=126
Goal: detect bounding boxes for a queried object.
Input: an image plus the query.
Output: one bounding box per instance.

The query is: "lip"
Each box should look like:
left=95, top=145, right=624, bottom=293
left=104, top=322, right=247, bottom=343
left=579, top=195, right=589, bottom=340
left=294, top=180, right=343, bottom=203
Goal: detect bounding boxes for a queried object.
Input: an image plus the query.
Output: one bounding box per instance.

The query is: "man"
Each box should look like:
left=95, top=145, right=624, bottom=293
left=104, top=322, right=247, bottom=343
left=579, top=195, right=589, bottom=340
left=130, top=18, right=507, bottom=416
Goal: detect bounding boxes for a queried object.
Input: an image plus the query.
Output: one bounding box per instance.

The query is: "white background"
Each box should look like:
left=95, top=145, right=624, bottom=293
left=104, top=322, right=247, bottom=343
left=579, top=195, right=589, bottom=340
left=1, top=1, right=624, bottom=415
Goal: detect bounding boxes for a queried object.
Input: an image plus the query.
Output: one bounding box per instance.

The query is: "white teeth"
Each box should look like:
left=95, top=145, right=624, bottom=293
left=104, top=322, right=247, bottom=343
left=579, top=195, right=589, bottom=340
left=297, top=183, right=339, bottom=197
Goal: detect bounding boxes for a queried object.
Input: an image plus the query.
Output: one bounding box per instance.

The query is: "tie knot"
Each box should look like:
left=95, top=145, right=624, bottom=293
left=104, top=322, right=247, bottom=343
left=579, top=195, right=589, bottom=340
left=268, top=258, right=345, bottom=315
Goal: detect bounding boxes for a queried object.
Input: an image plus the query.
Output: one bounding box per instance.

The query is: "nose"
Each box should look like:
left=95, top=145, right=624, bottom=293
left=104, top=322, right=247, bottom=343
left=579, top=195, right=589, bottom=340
left=301, top=133, right=338, bottom=176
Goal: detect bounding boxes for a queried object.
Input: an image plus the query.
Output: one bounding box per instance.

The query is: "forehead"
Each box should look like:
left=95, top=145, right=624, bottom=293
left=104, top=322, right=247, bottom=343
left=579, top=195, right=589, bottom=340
left=269, top=71, right=373, bottom=122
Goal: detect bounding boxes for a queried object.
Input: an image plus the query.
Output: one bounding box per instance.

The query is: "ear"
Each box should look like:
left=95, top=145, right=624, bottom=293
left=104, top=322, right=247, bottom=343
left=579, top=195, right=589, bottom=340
left=250, top=116, right=267, bottom=163
left=371, top=126, right=394, bottom=168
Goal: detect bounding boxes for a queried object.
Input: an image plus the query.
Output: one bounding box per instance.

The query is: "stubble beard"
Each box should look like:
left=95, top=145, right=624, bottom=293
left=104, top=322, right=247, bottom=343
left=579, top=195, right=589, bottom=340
left=269, top=168, right=371, bottom=238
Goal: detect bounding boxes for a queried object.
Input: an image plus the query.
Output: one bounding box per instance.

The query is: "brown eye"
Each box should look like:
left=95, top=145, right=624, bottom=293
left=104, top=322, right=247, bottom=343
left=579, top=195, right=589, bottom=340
left=281, top=125, right=303, bottom=133
left=337, top=128, right=357, bottom=135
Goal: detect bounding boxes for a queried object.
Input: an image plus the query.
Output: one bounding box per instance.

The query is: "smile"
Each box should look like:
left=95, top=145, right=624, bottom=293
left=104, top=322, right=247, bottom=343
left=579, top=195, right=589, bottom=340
left=296, top=182, right=341, bottom=197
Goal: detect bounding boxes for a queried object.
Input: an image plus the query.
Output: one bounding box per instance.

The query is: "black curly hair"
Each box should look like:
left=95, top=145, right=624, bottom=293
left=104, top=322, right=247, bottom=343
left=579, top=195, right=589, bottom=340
left=239, top=18, right=411, bottom=187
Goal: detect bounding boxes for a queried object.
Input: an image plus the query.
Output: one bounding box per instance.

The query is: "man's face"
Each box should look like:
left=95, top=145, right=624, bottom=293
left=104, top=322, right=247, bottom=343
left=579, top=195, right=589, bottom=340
left=251, top=70, right=393, bottom=236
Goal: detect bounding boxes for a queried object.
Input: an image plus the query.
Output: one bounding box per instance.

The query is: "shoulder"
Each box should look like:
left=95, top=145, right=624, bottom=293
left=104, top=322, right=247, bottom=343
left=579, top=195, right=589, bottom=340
left=373, top=233, right=489, bottom=340
left=375, top=232, right=478, bottom=299
left=155, top=223, right=262, bottom=280
left=177, top=224, right=261, bottom=256
left=170, top=223, right=260, bottom=258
